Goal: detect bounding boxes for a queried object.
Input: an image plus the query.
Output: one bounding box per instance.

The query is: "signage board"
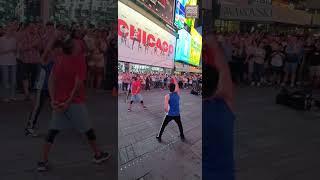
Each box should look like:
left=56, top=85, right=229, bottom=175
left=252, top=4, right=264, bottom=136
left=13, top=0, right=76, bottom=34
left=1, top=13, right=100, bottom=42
left=118, top=2, right=176, bottom=69
left=137, top=0, right=175, bottom=25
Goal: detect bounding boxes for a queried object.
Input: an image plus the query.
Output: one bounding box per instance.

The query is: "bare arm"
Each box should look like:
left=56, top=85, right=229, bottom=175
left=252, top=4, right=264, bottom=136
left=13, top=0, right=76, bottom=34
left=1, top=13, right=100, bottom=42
left=164, top=95, right=169, bottom=113
left=205, top=34, right=234, bottom=111
left=172, top=77, right=180, bottom=95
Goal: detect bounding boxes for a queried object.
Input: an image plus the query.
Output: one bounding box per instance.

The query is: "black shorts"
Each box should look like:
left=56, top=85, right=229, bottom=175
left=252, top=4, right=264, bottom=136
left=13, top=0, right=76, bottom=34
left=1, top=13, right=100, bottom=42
left=18, top=61, right=40, bottom=81
left=271, top=66, right=283, bottom=74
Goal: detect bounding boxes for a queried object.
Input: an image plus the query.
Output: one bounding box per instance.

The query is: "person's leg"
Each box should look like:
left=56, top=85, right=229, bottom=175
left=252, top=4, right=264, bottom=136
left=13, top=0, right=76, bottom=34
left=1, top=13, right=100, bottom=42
left=0, top=66, right=9, bottom=101
left=26, top=90, right=44, bottom=132
left=85, top=129, right=101, bottom=157
left=173, top=116, right=185, bottom=139
left=41, top=129, right=60, bottom=162
left=282, top=64, right=289, bottom=86
left=157, top=116, right=171, bottom=140
left=0, top=65, right=9, bottom=88
left=290, top=63, right=297, bottom=86
left=22, top=63, right=31, bottom=99
left=10, top=65, right=17, bottom=99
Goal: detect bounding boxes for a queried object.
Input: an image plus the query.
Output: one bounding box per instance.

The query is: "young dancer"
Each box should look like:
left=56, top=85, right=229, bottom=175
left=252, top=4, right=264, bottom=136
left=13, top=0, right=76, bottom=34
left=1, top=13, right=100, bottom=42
left=37, top=37, right=110, bottom=172
left=128, top=76, right=147, bottom=112
left=156, top=76, right=185, bottom=142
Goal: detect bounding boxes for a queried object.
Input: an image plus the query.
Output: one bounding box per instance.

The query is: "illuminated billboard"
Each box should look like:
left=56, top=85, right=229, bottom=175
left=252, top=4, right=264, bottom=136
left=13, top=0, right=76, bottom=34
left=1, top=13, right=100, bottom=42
left=174, top=0, right=188, bottom=29
left=185, top=0, right=197, bottom=28
left=174, top=0, right=197, bottom=29
left=118, top=2, right=176, bottom=69
left=137, top=0, right=175, bottom=25
left=175, top=29, right=191, bottom=63
left=189, top=27, right=202, bottom=66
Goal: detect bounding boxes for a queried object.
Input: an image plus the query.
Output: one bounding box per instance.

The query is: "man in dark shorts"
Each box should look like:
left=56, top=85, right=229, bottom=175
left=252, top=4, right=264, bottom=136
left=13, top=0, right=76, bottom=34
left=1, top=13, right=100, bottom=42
left=128, top=76, right=147, bottom=112
left=203, top=33, right=235, bottom=180
left=37, top=38, right=110, bottom=172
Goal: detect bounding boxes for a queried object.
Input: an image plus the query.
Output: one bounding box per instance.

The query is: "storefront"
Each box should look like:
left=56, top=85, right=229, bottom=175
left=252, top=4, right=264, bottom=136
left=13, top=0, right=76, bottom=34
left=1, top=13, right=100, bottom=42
left=118, top=1, right=176, bottom=74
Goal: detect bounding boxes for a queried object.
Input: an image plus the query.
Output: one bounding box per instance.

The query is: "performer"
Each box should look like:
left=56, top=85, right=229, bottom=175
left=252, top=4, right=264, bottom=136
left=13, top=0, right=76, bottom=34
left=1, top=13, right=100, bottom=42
left=156, top=76, right=185, bottom=142
left=128, top=76, right=147, bottom=112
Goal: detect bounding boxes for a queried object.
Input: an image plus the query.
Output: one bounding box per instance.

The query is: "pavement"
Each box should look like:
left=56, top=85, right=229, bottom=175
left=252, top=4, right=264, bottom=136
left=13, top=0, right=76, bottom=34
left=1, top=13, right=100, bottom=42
left=235, top=86, right=320, bottom=180
left=118, top=89, right=202, bottom=180
left=2, top=85, right=320, bottom=180
left=0, top=90, right=118, bottom=180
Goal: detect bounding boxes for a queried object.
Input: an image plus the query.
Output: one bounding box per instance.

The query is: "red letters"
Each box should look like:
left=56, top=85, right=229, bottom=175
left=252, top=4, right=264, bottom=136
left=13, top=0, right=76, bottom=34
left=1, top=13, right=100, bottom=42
left=118, top=18, right=174, bottom=53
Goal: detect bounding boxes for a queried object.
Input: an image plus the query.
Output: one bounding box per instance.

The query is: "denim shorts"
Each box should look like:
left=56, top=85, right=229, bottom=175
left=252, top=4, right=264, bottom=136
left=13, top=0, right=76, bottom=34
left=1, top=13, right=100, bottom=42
left=131, top=94, right=143, bottom=103
left=50, top=104, right=91, bottom=133
left=284, top=62, right=298, bottom=73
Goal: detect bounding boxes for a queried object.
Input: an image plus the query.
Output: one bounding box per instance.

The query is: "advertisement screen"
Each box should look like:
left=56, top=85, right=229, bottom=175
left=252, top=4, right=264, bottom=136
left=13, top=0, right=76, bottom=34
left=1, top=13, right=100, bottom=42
left=185, top=0, right=197, bottom=28
left=137, top=0, right=175, bottom=25
left=174, top=0, right=188, bottom=29
left=118, top=2, right=176, bottom=69
left=175, top=29, right=191, bottom=63
left=190, top=27, right=202, bottom=66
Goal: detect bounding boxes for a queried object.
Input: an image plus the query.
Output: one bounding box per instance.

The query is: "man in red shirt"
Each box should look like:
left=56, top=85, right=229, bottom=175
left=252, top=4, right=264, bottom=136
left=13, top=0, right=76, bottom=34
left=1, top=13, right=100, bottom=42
left=37, top=37, right=110, bottom=172
left=128, top=76, right=147, bottom=112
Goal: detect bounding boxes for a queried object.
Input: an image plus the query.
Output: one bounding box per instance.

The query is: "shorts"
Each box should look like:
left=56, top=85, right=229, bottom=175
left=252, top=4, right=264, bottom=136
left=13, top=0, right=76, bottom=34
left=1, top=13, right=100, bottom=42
left=271, top=66, right=283, bottom=74
left=50, top=104, right=91, bottom=133
left=131, top=94, right=143, bottom=103
left=284, top=62, right=298, bottom=73
left=309, top=66, right=320, bottom=77
left=19, top=61, right=40, bottom=81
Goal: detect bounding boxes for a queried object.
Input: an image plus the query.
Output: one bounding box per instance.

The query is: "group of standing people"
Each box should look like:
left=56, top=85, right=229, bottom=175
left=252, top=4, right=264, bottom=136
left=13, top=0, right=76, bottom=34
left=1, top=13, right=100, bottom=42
left=217, top=32, right=320, bottom=88
left=118, top=72, right=202, bottom=92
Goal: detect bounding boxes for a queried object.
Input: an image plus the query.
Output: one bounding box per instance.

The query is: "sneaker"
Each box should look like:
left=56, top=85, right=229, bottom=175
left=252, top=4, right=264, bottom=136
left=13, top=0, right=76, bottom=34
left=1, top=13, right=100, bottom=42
left=251, top=82, right=255, bottom=86
left=257, top=83, right=261, bottom=87
left=128, top=109, right=132, bottom=112
left=37, top=161, right=49, bottom=172
left=143, top=106, right=147, bottom=110
left=156, top=136, right=162, bottom=142
left=93, top=152, right=111, bottom=164
left=25, top=128, right=38, bottom=137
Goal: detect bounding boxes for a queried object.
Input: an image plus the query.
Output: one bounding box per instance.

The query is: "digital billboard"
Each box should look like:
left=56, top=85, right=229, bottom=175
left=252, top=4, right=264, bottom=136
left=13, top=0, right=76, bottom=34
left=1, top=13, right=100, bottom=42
left=189, top=27, right=202, bottom=66
left=175, top=29, right=191, bottom=63
left=118, top=2, right=176, bottom=69
left=174, top=0, right=197, bottom=29
left=137, top=0, right=175, bottom=25
left=185, top=0, right=197, bottom=28
left=174, top=0, right=188, bottom=29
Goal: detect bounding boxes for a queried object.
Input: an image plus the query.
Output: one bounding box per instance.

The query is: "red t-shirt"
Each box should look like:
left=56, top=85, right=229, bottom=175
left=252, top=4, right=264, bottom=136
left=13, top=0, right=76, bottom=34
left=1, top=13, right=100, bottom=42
left=131, top=81, right=141, bottom=95
left=52, top=54, right=87, bottom=104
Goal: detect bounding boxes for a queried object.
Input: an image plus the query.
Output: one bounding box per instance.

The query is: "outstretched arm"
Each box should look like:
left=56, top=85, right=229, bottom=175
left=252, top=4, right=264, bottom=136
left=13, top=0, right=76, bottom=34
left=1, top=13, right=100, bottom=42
left=204, top=34, right=234, bottom=111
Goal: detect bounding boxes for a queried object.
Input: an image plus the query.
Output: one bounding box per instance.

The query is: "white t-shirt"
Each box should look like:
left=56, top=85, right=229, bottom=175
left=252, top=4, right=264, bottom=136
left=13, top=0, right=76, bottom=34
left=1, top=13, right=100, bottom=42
left=271, top=52, right=284, bottom=67
left=253, top=48, right=266, bottom=64
left=0, top=36, right=17, bottom=66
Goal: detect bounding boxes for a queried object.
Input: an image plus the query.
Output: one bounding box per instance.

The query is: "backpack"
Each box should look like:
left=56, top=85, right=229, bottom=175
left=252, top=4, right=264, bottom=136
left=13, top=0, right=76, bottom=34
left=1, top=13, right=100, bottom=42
left=276, top=87, right=312, bottom=111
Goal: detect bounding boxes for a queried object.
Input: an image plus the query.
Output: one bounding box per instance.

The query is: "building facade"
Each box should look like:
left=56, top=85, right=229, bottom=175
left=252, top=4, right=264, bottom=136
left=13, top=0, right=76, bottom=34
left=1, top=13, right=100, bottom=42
left=51, top=0, right=117, bottom=25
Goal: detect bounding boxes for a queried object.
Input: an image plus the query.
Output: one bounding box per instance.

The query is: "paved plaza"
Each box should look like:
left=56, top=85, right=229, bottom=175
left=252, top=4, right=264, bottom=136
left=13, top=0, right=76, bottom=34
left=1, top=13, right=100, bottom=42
left=118, top=89, right=202, bottom=180
left=1, top=86, right=320, bottom=179
left=235, top=87, right=320, bottom=180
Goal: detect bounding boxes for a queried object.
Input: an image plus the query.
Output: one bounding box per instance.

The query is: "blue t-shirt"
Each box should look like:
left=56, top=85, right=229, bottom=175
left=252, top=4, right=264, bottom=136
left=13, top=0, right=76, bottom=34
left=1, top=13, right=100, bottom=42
left=203, top=98, right=235, bottom=180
